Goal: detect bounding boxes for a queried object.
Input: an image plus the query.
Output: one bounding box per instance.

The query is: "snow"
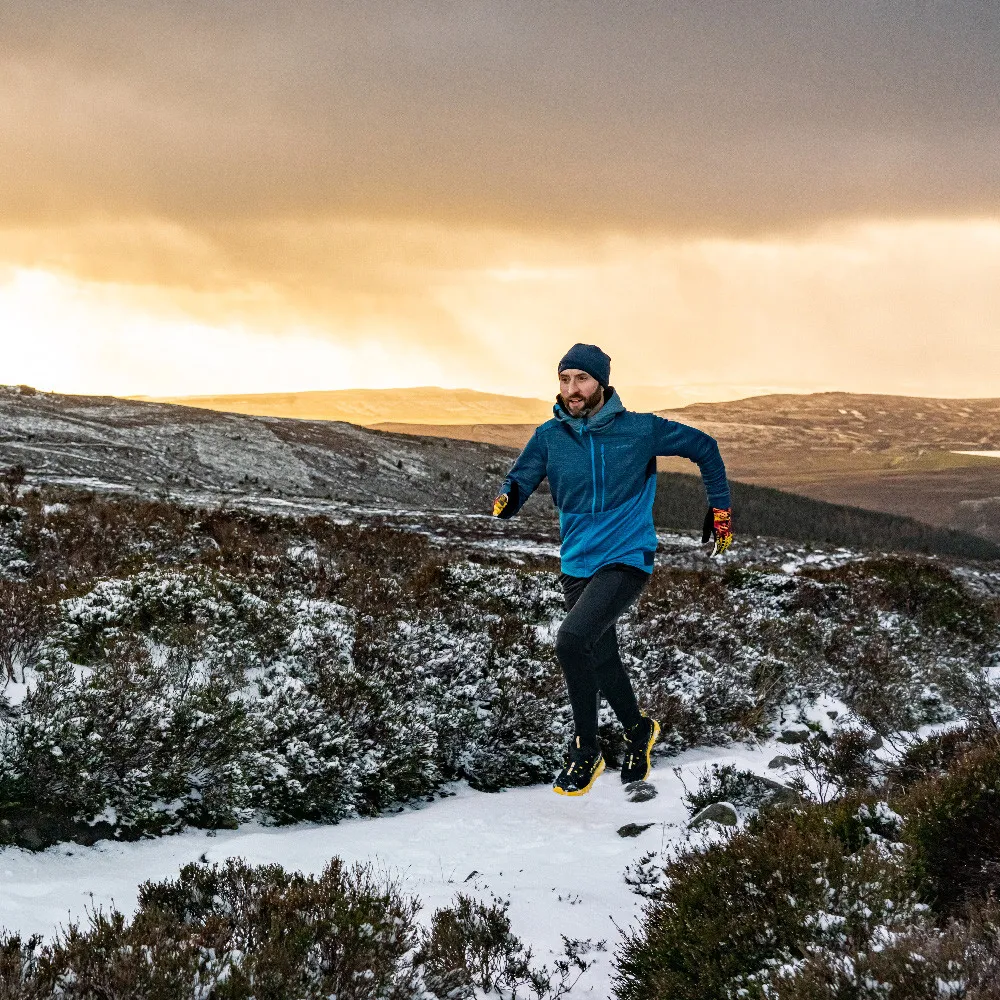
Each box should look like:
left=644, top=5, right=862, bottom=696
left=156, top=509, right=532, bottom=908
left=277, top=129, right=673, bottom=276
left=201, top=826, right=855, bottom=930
left=780, top=549, right=858, bottom=575
left=0, top=741, right=777, bottom=996
left=951, top=450, right=1000, bottom=459
left=0, top=680, right=30, bottom=707
left=0, top=668, right=36, bottom=706
left=468, top=537, right=562, bottom=559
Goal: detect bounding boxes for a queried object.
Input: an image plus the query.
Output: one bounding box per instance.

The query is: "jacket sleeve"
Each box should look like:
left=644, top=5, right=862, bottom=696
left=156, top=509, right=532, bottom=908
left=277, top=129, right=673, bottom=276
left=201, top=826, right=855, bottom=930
left=495, top=428, right=548, bottom=518
left=651, top=416, right=731, bottom=509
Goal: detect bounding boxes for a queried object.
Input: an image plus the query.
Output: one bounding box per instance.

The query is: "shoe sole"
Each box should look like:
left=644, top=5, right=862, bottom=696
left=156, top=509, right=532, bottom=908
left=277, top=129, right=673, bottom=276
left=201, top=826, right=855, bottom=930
left=622, top=719, right=661, bottom=783
left=553, top=756, right=606, bottom=796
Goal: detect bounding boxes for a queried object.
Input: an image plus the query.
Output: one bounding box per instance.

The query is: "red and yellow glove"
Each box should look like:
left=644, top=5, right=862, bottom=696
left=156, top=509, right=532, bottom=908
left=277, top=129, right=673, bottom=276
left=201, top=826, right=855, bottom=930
left=701, top=506, right=733, bottom=556
left=492, top=493, right=509, bottom=517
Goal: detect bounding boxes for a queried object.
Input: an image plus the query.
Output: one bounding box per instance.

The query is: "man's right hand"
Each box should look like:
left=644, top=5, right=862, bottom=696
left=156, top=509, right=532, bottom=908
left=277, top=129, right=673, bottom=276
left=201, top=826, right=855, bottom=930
left=492, top=493, right=509, bottom=517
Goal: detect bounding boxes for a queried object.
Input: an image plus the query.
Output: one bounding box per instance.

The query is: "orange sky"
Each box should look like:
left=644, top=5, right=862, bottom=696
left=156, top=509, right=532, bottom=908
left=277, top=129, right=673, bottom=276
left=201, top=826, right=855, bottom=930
left=1, top=2, right=998, bottom=399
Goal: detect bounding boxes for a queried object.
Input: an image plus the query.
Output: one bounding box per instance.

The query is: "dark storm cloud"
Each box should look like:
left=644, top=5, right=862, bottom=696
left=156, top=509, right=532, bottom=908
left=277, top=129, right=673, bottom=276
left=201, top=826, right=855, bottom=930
left=2, top=0, right=999, bottom=234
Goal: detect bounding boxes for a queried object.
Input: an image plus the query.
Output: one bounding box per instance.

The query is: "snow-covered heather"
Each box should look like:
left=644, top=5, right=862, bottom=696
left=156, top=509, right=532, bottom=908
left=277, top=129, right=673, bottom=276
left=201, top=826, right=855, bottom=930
left=0, top=741, right=779, bottom=997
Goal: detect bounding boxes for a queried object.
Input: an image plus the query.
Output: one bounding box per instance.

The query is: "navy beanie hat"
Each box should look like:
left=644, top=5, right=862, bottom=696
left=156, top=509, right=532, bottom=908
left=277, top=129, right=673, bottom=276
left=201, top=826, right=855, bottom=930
left=557, top=343, right=611, bottom=387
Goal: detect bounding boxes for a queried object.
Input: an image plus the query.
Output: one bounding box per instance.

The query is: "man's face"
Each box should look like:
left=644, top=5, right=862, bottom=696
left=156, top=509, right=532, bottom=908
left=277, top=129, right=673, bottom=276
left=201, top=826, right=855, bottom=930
left=558, top=369, right=603, bottom=416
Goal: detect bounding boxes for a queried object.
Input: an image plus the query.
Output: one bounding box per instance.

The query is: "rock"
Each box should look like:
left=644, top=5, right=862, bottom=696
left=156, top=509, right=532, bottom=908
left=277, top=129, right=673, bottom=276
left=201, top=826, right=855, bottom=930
left=826, top=710, right=839, bottom=720
left=755, top=776, right=801, bottom=804
left=768, top=755, right=798, bottom=769
left=867, top=733, right=884, bottom=750
left=624, top=780, right=658, bottom=803
left=73, top=822, right=116, bottom=847
left=618, top=822, right=655, bottom=838
left=19, top=827, right=44, bottom=851
left=689, top=802, right=738, bottom=828
left=778, top=729, right=810, bottom=744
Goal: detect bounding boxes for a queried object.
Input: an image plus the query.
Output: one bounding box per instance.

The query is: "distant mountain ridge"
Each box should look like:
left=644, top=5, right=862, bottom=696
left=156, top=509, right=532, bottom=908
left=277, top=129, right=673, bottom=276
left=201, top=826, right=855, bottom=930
left=654, top=391, right=1000, bottom=453
left=140, top=387, right=555, bottom=425
left=140, top=384, right=724, bottom=425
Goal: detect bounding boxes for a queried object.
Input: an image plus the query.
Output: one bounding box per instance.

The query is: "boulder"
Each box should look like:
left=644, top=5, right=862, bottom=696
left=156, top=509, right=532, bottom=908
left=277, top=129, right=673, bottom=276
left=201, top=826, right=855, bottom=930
left=689, top=801, right=738, bottom=828
left=768, top=755, right=798, bottom=769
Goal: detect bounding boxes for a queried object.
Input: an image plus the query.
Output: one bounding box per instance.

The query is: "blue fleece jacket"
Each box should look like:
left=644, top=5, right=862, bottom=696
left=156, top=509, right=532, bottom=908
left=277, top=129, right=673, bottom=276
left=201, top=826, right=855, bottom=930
left=497, top=389, right=730, bottom=577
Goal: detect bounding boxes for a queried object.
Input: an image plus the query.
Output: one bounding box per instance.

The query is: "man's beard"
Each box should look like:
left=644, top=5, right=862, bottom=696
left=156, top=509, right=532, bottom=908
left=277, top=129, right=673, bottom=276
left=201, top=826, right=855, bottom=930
left=561, top=383, right=605, bottom=417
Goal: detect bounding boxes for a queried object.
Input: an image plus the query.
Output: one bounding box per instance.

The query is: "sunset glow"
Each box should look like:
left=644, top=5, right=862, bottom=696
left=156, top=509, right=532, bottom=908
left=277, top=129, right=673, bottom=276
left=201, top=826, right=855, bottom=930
left=2, top=219, right=998, bottom=400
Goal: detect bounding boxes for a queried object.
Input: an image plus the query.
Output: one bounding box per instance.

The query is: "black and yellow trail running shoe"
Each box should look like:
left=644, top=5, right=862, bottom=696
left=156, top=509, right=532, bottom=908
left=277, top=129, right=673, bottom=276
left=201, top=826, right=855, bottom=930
left=621, top=714, right=660, bottom=784
left=553, top=736, right=605, bottom=796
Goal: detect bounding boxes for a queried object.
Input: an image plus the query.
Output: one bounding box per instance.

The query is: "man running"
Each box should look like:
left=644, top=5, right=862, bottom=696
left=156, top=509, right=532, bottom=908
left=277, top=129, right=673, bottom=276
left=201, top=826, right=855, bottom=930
left=491, top=344, right=733, bottom=796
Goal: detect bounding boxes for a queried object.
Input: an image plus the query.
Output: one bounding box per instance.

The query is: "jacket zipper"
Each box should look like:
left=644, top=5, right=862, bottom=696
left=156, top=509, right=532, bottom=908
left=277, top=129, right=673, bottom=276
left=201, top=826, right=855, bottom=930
left=585, top=426, right=597, bottom=516
left=601, top=443, right=606, bottom=512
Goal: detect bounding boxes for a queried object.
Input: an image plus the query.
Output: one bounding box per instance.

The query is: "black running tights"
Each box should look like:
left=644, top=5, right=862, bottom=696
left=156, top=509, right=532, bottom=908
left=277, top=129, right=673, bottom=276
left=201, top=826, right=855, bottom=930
left=555, top=563, right=648, bottom=750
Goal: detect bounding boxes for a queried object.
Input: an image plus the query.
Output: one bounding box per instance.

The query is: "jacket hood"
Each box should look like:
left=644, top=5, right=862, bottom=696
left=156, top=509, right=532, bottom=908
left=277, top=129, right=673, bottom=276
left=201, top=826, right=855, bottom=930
left=553, top=386, right=625, bottom=433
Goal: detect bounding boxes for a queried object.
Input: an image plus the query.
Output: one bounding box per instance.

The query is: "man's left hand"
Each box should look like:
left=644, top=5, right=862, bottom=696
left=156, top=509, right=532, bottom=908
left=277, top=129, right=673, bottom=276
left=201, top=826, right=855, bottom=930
left=702, top=506, right=733, bottom=556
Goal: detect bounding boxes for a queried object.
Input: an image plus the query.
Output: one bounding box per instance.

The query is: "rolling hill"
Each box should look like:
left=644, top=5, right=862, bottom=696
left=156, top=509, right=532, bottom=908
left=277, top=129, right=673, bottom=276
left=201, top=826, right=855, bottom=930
left=140, top=387, right=555, bottom=425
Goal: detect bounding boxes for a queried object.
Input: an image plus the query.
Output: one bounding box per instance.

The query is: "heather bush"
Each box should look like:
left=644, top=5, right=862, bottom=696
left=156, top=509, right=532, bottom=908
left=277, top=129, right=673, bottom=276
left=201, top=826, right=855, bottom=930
left=0, top=633, right=255, bottom=837
left=400, top=565, right=569, bottom=790
left=885, top=723, right=980, bottom=789
left=760, top=898, right=1000, bottom=999
left=0, top=858, right=424, bottom=999
left=799, top=558, right=999, bottom=732
left=0, top=583, right=446, bottom=841
left=614, top=795, right=914, bottom=1000
left=900, top=737, right=1000, bottom=914
left=248, top=629, right=436, bottom=824
left=778, top=725, right=882, bottom=804
left=0, top=504, right=29, bottom=580
left=276, top=622, right=441, bottom=816
left=53, top=569, right=284, bottom=670
left=679, top=762, right=794, bottom=817
left=859, top=557, right=997, bottom=638
left=614, top=737, right=1000, bottom=1000
left=0, top=464, right=25, bottom=503
left=0, top=581, right=51, bottom=682
left=414, top=893, right=598, bottom=1000
left=0, top=860, right=589, bottom=999
left=415, top=893, right=550, bottom=998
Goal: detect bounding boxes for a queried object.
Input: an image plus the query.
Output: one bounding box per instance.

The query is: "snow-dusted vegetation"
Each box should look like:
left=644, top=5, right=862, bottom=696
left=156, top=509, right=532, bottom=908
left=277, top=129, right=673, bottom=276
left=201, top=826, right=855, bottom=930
left=2, top=479, right=999, bottom=997
left=616, top=727, right=1000, bottom=1000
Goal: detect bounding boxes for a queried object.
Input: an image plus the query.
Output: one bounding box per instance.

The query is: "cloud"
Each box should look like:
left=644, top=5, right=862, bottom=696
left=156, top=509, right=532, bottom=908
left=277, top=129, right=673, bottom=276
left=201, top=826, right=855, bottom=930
left=4, top=220, right=999, bottom=399
left=2, top=1, right=999, bottom=235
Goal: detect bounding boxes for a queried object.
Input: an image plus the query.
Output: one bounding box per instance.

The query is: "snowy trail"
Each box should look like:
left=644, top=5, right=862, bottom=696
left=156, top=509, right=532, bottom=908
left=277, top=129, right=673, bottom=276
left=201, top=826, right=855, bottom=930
left=0, top=742, right=776, bottom=996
